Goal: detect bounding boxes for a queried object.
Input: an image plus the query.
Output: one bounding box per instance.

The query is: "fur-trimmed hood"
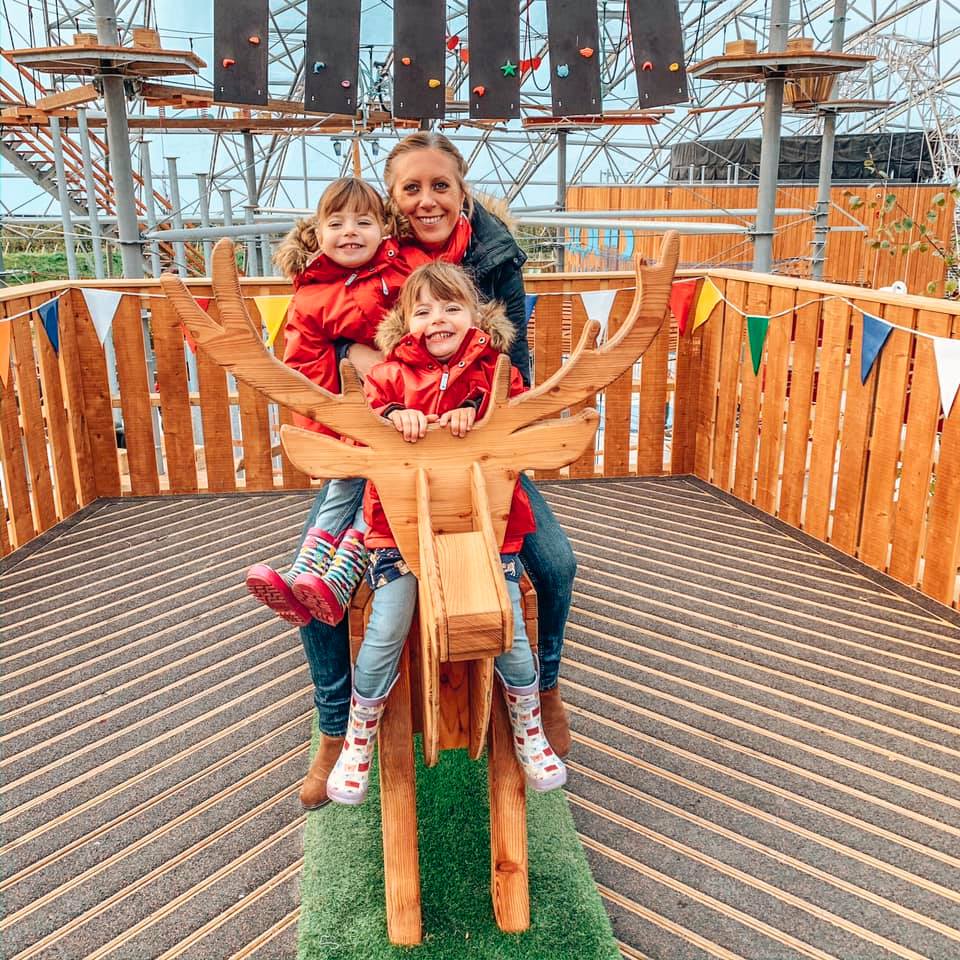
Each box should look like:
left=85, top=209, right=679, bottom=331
left=374, top=297, right=515, bottom=357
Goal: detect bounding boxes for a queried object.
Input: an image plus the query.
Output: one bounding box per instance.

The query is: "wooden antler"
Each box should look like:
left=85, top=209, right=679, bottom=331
left=486, top=230, right=680, bottom=435
left=159, top=238, right=384, bottom=445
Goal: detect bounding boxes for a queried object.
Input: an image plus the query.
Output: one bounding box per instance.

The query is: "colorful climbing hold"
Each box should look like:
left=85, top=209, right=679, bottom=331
left=472, top=85, right=486, bottom=97
left=669, top=62, right=680, bottom=72
left=446, top=35, right=460, bottom=50
left=313, top=61, right=326, bottom=74
left=428, top=78, right=441, bottom=88
left=221, top=58, right=235, bottom=68
left=401, top=56, right=412, bottom=66
left=459, top=47, right=470, bottom=63
left=579, top=47, right=594, bottom=58
left=642, top=60, right=654, bottom=71
left=556, top=63, right=569, bottom=78
left=341, top=79, right=351, bottom=88
left=500, top=60, right=517, bottom=77
left=248, top=35, right=261, bottom=45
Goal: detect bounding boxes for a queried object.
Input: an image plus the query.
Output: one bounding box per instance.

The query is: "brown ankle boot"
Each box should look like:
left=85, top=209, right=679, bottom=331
left=539, top=686, right=571, bottom=759
left=300, top=733, right=347, bottom=809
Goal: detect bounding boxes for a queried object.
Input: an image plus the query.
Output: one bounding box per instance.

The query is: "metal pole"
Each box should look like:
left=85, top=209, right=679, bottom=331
left=195, top=172, right=213, bottom=275
left=242, top=130, right=261, bottom=276
left=753, top=0, right=791, bottom=273
left=94, top=0, right=143, bottom=278
left=165, top=156, right=188, bottom=276
left=49, top=116, right=79, bottom=279
left=139, top=139, right=162, bottom=276
left=556, top=129, right=567, bottom=271
left=220, top=188, right=235, bottom=227
left=76, top=107, right=104, bottom=279
left=811, top=0, right=848, bottom=280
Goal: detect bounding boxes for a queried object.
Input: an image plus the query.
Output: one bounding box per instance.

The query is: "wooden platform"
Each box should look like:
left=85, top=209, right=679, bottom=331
left=4, top=478, right=960, bottom=959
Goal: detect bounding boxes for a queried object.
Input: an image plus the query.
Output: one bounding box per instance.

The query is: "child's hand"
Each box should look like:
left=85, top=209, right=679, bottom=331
left=388, top=409, right=431, bottom=442
left=438, top=406, right=476, bottom=438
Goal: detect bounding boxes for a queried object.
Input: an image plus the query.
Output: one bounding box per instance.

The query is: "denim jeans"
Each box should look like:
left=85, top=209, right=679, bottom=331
left=312, top=477, right=365, bottom=534
left=296, top=475, right=575, bottom=735
left=517, top=475, right=576, bottom=691
left=294, top=481, right=365, bottom=736
left=354, top=573, right=536, bottom=700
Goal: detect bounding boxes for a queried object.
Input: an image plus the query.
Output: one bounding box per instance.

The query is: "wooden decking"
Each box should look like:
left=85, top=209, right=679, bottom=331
left=4, top=477, right=960, bottom=959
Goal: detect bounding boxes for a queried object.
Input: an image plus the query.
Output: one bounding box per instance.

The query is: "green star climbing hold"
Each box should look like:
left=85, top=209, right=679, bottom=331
left=501, top=60, right=517, bottom=77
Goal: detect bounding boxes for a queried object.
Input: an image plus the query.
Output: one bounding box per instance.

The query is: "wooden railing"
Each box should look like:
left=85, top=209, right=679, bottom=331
left=2, top=270, right=958, bottom=612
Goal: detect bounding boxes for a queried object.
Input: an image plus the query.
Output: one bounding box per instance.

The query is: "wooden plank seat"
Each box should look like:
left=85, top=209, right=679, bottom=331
left=347, top=574, right=539, bottom=944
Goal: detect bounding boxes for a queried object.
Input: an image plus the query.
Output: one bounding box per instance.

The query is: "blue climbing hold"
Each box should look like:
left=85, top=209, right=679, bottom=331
left=313, top=61, right=326, bottom=74
left=556, top=63, right=569, bottom=78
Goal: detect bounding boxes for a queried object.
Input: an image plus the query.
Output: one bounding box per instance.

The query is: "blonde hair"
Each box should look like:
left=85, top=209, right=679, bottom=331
left=397, top=261, right=479, bottom=323
left=273, top=177, right=387, bottom=277
left=382, top=133, right=474, bottom=239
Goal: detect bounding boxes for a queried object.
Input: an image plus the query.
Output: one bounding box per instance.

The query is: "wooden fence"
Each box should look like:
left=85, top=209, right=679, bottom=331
left=2, top=269, right=959, bottom=610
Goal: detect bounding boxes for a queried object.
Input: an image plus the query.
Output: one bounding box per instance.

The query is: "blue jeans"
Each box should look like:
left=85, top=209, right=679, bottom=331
left=517, top=475, right=576, bottom=691
left=296, top=476, right=575, bottom=735
left=294, top=481, right=365, bottom=736
left=354, top=573, right=536, bottom=699
left=311, top=477, right=365, bottom=534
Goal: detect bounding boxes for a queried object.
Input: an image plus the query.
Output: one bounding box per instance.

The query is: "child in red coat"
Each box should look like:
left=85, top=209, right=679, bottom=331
left=325, top=261, right=567, bottom=805
left=245, top=178, right=413, bottom=627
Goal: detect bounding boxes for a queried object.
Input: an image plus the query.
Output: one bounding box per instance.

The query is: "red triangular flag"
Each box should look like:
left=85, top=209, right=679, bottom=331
left=670, top=280, right=698, bottom=336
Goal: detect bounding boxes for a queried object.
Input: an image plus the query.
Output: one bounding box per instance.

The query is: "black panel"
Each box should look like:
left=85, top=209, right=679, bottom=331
left=545, top=0, right=601, bottom=116
left=213, top=0, right=269, bottom=106
left=669, top=133, right=934, bottom=183
left=304, top=0, right=362, bottom=115
left=626, top=0, right=689, bottom=108
left=393, top=0, right=446, bottom=120
left=468, top=0, right=520, bottom=119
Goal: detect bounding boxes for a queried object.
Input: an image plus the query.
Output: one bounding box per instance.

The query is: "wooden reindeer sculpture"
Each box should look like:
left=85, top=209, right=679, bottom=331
left=161, top=230, right=680, bottom=945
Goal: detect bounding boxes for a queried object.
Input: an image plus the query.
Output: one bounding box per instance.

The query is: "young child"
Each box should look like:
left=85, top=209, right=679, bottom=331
left=245, top=178, right=412, bottom=627
left=325, top=261, right=567, bottom=804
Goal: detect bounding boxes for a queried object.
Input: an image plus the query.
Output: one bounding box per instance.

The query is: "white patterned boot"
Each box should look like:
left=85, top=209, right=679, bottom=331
left=326, top=684, right=392, bottom=805
left=499, top=676, right=567, bottom=792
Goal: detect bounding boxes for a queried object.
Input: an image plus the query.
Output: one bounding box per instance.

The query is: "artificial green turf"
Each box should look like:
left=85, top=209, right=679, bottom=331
left=297, top=725, right=621, bottom=960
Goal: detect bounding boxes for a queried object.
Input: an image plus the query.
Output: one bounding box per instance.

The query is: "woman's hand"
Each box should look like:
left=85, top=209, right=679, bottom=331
left=388, top=409, right=435, bottom=443
left=438, top=406, right=476, bottom=438
left=346, top=343, right=385, bottom=380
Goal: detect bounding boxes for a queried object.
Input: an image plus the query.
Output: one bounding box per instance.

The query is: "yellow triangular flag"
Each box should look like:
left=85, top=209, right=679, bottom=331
left=0, top=319, right=10, bottom=387
left=254, top=295, right=293, bottom=348
left=692, top=278, right=723, bottom=332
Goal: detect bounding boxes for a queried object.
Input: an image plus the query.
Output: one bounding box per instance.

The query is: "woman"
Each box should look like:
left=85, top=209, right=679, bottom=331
left=296, top=132, right=576, bottom=810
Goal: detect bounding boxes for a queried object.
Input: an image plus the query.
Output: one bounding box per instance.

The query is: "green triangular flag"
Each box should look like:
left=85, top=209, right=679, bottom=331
left=747, top=315, right=770, bottom=375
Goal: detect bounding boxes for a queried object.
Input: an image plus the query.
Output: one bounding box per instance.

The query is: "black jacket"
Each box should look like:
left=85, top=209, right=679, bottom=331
left=462, top=202, right=531, bottom=385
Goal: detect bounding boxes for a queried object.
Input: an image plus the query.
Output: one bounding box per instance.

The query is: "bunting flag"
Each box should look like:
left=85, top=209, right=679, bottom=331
left=669, top=279, right=698, bottom=336
left=860, top=312, right=894, bottom=384
left=746, top=315, right=770, bottom=375
left=934, top=337, right=960, bottom=417
left=524, top=293, right=538, bottom=325
left=80, top=288, right=123, bottom=344
left=579, top=289, right=618, bottom=344
left=37, top=298, right=60, bottom=355
left=254, top=295, right=292, bottom=348
left=691, top=277, right=722, bottom=332
left=0, top=320, right=10, bottom=388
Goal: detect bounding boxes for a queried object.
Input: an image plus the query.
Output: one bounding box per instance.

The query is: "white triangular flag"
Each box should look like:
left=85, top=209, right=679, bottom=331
left=579, top=289, right=618, bottom=344
left=80, top=288, right=123, bottom=344
left=934, top=336, right=960, bottom=418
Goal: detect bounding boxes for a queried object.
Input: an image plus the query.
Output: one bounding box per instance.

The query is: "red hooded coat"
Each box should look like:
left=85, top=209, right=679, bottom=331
left=281, top=236, right=413, bottom=433
left=362, top=308, right=536, bottom=553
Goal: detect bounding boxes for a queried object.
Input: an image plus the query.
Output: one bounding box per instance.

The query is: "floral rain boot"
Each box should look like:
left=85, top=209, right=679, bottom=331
left=245, top=527, right=338, bottom=626
left=292, top=527, right=368, bottom=626
left=325, top=686, right=391, bottom=805
left=500, top=676, right=567, bottom=792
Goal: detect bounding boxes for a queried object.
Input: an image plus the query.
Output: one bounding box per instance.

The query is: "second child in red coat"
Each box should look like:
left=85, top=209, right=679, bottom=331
left=245, top=178, right=412, bottom=628
left=325, top=262, right=566, bottom=806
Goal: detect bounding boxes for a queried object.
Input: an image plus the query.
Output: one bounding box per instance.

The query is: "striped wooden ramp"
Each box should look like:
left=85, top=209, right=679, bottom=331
left=3, top=478, right=960, bottom=959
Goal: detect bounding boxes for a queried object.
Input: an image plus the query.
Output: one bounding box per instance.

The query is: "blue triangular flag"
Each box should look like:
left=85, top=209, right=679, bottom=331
left=524, top=293, right=538, bottom=325
left=860, top=312, right=893, bottom=383
left=37, top=298, right=60, bottom=355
